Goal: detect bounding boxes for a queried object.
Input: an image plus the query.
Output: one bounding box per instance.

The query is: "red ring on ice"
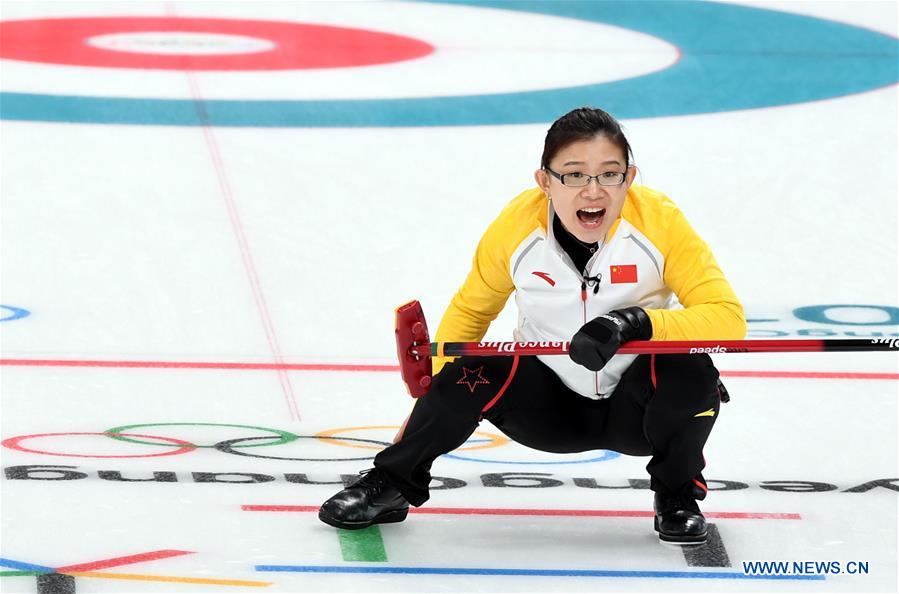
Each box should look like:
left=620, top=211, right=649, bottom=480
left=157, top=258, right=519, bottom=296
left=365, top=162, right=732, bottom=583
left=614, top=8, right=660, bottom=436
left=0, top=17, right=435, bottom=70
left=1, top=432, right=197, bottom=458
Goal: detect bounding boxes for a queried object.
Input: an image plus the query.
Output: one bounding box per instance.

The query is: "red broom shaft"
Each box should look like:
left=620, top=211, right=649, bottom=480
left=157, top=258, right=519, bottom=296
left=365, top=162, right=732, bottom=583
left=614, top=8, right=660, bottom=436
left=414, top=338, right=899, bottom=358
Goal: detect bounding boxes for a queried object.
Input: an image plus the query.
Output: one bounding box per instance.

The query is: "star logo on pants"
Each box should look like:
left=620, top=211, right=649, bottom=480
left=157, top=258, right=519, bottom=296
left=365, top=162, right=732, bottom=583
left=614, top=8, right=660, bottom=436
left=457, top=366, right=490, bottom=393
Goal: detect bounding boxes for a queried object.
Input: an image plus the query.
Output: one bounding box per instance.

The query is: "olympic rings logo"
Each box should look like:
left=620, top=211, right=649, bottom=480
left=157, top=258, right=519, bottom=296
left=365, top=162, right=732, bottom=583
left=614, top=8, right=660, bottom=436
left=1, top=423, right=620, bottom=465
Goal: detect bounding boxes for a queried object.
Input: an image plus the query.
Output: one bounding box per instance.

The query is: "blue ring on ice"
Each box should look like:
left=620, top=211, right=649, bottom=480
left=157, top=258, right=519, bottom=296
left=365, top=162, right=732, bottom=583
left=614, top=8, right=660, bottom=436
left=1, top=0, right=897, bottom=126
left=442, top=449, right=621, bottom=465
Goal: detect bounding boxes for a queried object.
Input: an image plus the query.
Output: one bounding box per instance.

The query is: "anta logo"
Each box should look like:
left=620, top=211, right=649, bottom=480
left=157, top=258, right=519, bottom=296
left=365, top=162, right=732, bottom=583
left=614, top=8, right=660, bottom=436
left=531, top=271, right=555, bottom=286
left=693, top=408, right=716, bottom=418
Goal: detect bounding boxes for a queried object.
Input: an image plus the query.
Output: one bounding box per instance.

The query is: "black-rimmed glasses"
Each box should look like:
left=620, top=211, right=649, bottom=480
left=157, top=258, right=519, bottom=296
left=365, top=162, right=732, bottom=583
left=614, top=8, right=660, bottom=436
left=544, top=166, right=626, bottom=187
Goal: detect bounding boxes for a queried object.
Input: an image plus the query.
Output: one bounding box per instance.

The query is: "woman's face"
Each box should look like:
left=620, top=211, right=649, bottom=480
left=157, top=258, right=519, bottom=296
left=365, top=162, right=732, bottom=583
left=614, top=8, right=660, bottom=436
left=535, top=135, right=636, bottom=244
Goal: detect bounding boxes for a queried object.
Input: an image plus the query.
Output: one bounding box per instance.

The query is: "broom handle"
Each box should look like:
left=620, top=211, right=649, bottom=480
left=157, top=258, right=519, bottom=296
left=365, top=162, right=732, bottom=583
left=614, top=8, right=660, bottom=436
left=412, top=338, right=899, bottom=358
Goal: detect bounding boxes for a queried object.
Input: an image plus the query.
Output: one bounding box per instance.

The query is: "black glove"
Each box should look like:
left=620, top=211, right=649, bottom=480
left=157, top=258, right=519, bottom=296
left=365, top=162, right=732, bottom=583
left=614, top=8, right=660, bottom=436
left=569, top=307, right=652, bottom=372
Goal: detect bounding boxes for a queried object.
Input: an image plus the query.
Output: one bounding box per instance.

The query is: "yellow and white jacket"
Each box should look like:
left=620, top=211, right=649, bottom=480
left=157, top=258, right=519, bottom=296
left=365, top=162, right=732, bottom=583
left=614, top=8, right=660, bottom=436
left=434, top=185, right=746, bottom=399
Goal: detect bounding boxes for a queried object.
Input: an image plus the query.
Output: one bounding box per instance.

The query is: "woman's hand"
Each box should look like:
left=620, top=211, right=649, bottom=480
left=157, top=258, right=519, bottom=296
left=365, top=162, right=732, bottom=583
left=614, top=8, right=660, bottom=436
left=569, top=307, right=652, bottom=371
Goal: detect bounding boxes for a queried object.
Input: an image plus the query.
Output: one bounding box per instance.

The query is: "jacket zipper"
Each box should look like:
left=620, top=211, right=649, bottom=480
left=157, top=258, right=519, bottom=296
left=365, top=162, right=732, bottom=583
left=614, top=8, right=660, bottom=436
left=553, top=224, right=605, bottom=397
left=580, top=277, right=601, bottom=396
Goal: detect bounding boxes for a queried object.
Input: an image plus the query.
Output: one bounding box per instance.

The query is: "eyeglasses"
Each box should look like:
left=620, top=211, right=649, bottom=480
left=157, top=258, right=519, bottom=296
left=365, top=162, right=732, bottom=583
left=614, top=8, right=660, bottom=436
left=544, top=166, right=626, bottom=187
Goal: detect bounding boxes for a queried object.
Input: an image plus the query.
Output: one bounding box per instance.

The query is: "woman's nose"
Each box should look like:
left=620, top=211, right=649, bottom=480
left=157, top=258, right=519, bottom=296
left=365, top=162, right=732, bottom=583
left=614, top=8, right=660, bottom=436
left=580, top=178, right=605, bottom=197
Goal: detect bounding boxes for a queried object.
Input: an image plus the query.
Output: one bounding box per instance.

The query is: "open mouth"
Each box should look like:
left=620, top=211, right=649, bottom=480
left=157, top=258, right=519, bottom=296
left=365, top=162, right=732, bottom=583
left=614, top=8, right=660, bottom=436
left=576, top=207, right=606, bottom=227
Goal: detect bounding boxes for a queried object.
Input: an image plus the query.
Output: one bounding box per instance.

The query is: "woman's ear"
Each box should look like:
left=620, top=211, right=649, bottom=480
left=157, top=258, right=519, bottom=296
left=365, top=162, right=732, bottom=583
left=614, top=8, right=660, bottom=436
left=625, top=165, right=638, bottom=188
left=534, top=168, right=551, bottom=195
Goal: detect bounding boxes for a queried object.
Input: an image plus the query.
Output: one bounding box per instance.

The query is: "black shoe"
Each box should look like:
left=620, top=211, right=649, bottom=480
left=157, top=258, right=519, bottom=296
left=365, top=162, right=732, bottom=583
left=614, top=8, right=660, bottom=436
left=653, top=491, right=708, bottom=545
left=318, top=468, right=410, bottom=530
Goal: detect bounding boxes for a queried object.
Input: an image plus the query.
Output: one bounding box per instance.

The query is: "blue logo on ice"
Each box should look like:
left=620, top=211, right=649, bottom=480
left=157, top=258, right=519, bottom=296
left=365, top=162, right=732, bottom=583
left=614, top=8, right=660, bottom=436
left=0, top=305, right=30, bottom=322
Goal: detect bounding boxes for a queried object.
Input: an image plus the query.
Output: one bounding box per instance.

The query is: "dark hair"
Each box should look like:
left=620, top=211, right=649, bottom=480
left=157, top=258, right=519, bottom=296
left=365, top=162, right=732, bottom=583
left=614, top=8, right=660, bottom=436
left=540, top=107, right=633, bottom=169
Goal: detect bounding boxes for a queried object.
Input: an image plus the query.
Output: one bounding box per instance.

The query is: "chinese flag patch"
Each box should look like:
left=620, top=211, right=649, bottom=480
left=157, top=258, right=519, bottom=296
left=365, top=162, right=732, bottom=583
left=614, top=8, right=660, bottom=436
left=610, top=264, right=638, bottom=284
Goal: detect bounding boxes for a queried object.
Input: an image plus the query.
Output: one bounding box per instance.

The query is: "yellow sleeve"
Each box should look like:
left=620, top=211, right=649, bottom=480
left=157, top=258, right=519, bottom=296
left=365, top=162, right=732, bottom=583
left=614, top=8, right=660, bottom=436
left=643, top=201, right=747, bottom=340
left=431, top=189, right=545, bottom=373
left=432, top=221, right=515, bottom=374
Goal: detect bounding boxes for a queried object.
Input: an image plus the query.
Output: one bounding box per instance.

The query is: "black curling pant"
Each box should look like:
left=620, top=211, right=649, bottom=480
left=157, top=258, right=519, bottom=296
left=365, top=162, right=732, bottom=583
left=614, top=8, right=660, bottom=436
left=374, top=353, right=722, bottom=506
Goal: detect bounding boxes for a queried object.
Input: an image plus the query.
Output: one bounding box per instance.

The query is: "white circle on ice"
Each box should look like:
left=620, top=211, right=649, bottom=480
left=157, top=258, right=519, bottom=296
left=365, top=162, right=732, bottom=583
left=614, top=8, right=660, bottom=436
left=0, top=2, right=678, bottom=100
left=86, top=31, right=276, bottom=56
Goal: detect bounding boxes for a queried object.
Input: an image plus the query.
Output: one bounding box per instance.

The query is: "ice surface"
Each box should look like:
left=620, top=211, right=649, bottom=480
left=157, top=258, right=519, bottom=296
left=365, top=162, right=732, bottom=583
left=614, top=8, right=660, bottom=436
left=1, top=1, right=897, bottom=592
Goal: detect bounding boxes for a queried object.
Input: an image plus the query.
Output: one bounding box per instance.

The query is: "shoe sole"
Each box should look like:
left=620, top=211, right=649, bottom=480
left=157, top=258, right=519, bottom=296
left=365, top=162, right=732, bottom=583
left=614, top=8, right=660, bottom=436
left=653, top=515, right=708, bottom=545
left=318, top=507, right=409, bottom=530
